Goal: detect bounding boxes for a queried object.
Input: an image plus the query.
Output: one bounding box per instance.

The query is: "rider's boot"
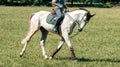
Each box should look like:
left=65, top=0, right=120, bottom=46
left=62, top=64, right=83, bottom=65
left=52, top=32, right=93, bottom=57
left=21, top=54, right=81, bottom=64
left=53, top=17, right=63, bottom=32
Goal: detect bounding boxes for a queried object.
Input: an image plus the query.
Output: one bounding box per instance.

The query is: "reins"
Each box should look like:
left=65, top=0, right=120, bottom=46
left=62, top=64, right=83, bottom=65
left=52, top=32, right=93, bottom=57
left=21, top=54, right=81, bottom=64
left=66, top=13, right=77, bottom=23
left=66, top=13, right=87, bottom=37
left=66, top=13, right=87, bottom=27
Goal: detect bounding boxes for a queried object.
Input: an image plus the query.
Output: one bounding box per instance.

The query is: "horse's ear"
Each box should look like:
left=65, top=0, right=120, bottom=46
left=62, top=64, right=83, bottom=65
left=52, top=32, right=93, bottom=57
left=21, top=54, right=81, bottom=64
left=90, top=13, right=96, bottom=17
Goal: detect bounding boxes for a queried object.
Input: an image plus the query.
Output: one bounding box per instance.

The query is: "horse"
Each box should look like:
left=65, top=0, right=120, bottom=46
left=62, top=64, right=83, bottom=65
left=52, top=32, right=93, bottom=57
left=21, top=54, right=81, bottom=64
left=19, top=8, right=95, bottom=61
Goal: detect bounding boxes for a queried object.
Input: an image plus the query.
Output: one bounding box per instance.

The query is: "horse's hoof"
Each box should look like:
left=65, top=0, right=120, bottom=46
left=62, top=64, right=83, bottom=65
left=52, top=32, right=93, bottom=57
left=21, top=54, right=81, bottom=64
left=19, top=52, right=23, bottom=57
left=73, top=59, right=78, bottom=62
left=44, top=55, right=48, bottom=59
left=49, top=56, right=53, bottom=60
left=73, top=58, right=78, bottom=62
left=19, top=54, right=23, bottom=57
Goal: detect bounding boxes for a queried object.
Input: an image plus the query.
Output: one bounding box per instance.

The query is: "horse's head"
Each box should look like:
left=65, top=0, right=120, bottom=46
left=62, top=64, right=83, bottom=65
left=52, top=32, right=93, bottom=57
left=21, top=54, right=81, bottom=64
left=77, top=8, right=95, bottom=32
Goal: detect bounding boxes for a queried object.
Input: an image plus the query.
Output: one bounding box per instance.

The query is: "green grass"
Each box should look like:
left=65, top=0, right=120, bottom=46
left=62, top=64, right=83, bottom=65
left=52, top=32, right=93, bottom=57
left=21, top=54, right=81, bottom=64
left=0, top=6, right=120, bottom=67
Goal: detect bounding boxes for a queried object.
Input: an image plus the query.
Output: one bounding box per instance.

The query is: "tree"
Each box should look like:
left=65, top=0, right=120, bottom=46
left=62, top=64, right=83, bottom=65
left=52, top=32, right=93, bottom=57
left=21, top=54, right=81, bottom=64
left=71, top=0, right=73, bottom=5
left=103, top=0, right=107, bottom=4
left=90, top=0, right=93, bottom=5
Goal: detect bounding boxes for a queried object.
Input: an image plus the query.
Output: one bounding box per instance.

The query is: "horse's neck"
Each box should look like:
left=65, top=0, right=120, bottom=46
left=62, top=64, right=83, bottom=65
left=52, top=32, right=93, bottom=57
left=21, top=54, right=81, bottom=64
left=67, top=11, right=81, bottom=26
left=67, top=10, right=87, bottom=26
left=65, top=12, right=78, bottom=34
left=65, top=10, right=86, bottom=34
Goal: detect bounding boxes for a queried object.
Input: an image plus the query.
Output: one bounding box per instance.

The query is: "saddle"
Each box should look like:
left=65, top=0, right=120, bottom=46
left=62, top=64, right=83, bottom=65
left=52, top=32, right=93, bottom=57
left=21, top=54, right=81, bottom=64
left=46, top=9, right=66, bottom=34
left=46, top=9, right=64, bottom=25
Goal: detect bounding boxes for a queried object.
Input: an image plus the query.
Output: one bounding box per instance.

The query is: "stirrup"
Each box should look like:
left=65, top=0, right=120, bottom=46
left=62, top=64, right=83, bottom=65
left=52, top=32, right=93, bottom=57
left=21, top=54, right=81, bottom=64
left=53, top=27, right=57, bottom=32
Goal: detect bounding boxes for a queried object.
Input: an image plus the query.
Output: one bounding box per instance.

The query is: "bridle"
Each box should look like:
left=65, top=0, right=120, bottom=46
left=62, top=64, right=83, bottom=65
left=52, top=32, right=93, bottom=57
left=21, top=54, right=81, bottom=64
left=65, top=12, right=87, bottom=37
left=66, top=13, right=87, bottom=28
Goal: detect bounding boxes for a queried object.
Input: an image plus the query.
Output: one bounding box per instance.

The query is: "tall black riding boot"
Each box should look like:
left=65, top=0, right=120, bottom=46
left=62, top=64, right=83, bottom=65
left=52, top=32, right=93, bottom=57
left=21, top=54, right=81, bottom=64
left=53, top=17, right=63, bottom=32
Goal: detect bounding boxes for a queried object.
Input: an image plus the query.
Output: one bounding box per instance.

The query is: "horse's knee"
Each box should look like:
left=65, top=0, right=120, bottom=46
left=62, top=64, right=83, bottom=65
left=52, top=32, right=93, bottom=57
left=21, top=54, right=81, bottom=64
left=21, top=39, right=27, bottom=45
left=21, top=36, right=31, bottom=44
left=21, top=39, right=25, bottom=44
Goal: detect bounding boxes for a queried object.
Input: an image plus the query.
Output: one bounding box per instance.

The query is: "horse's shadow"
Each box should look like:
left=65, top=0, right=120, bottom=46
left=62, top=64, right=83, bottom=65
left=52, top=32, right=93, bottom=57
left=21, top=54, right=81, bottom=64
left=54, top=57, right=120, bottom=63
left=78, top=57, right=120, bottom=63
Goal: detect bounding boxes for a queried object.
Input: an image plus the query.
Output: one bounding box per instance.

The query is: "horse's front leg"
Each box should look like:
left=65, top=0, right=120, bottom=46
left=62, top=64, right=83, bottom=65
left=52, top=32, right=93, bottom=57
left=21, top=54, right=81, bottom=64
left=40, top=27, right=48, bottom=59
left=62, top=33, right=77, bottom=61
left=49, top=38, right=64, bottom=59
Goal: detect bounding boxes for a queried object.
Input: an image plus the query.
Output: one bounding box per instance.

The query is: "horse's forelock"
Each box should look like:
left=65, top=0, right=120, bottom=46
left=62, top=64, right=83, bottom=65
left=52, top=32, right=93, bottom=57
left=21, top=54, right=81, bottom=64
left=79, top=8, right=93, bottom=21
left=79, top=8, right=91, bottom=20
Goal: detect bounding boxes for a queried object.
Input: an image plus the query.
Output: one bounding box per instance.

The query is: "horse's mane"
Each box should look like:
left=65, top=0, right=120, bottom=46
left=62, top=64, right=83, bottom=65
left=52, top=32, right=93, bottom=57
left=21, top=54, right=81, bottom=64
left=79, top=7, right=90, bottom=12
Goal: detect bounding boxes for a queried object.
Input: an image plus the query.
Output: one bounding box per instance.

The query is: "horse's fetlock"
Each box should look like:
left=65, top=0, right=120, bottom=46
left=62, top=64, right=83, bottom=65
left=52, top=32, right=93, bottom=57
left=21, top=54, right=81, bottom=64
left=44, top=55, right=48, bottom=59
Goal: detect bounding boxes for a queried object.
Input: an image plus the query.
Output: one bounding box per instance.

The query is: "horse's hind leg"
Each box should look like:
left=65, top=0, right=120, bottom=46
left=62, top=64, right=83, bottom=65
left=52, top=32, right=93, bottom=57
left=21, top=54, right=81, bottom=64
left=20, top=21, right=39, bottom=57
left=40, top=27, right=48, bottom=59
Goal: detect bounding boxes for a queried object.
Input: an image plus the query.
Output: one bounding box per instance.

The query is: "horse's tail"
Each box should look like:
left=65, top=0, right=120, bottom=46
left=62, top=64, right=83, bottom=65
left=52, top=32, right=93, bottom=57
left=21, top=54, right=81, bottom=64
left=28, top=13, right=35, bottom=24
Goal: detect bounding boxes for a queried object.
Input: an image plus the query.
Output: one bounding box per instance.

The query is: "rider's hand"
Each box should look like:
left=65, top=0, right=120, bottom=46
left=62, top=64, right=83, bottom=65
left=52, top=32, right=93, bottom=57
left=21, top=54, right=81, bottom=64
left=65, top=9, right=69, bottom=12
left=59, top=5, right=63, bottom=8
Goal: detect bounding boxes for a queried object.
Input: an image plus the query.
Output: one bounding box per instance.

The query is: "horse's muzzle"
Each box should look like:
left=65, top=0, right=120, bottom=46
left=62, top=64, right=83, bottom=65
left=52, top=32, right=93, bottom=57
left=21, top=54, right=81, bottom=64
left=78, top=29, right=83, bottom=32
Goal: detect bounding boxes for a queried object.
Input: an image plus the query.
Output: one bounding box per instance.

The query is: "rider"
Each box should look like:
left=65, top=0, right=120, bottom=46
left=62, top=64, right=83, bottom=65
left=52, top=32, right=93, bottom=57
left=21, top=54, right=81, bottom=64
left=52, top=0, right=69, bottom=32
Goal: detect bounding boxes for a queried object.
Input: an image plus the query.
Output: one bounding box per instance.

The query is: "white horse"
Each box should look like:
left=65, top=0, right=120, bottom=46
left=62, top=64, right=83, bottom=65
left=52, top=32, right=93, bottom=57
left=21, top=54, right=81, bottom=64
left=19, top=8, right=95, bottom=61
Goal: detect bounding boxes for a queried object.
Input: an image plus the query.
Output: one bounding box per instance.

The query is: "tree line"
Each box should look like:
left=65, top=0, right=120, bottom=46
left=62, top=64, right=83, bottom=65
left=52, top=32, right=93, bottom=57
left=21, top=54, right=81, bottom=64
left=0, top=0, right=119, bottom=7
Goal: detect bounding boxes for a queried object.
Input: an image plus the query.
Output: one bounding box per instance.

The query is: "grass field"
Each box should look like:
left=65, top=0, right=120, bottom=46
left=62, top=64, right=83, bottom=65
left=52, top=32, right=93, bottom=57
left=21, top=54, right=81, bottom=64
left=0, top=6, right=120, bottom=67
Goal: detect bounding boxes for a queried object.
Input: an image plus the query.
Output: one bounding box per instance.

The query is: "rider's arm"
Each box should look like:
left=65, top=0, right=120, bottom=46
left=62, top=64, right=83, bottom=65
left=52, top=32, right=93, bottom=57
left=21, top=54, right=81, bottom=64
left=63, top=4, right=69, bottom=12
left=52, top=1, right=63, bottom=8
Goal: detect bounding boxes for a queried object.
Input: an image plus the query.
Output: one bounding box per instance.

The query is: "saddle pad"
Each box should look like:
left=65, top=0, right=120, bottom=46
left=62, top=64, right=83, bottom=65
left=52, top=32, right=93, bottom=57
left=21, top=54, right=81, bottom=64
left=46, top=14, right=56, bottom=25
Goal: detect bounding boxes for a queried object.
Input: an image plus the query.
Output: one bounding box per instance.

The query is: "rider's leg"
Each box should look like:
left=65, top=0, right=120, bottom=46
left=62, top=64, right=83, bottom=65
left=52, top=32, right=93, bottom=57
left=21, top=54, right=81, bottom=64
left=53, top=8, right=63, bottom=32
left=53, top=17, right=63, bottom=32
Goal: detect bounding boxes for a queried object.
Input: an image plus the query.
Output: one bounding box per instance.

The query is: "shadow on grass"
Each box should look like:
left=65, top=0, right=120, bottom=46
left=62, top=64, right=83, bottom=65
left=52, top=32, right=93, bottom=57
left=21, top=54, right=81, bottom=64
left=54, top=57, right=120, bottom=63
left=78, top=57, right=120, bottom=63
